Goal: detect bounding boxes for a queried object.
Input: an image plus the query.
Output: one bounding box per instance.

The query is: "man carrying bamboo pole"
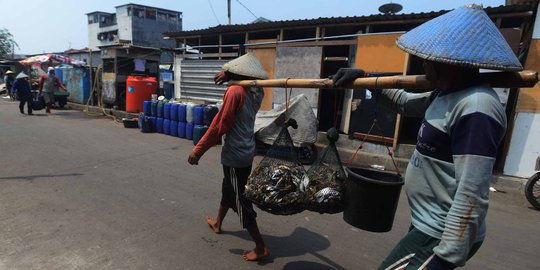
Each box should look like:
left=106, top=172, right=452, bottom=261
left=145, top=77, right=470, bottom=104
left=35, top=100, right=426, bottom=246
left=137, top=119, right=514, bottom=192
left=188, top=53, right=270, bottom=261
left=333, top=5, right=521, bottom=270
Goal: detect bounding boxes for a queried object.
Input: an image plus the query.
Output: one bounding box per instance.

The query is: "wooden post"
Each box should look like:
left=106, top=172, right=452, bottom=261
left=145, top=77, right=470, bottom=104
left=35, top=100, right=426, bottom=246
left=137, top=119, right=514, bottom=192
left=219, top=34, right=222, bottom=60
left=89, top=48, right=93, bottom=105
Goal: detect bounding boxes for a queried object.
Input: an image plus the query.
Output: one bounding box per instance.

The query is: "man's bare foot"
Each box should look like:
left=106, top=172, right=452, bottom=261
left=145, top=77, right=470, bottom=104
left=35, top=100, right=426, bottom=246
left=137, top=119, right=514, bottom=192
left=206, top=216, right=222, bottom=234
left=242, top=246, right=269, bottom=261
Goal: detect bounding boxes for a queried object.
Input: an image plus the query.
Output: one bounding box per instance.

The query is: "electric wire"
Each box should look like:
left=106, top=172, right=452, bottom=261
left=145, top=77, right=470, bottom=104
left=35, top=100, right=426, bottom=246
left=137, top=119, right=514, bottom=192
left=235, top=0, right=258, bottom=19
left=207, top=0, right=221, bottom=25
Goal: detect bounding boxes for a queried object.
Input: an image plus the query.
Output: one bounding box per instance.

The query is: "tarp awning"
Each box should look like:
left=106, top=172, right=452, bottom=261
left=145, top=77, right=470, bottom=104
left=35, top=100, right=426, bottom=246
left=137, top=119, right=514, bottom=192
left=19, top=54, right=86, bottom=66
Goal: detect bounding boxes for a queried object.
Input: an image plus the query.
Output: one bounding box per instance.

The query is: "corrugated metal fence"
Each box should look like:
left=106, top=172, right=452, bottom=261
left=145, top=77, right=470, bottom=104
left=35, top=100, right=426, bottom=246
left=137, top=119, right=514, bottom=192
left=178, top=59, right=228, bottom=103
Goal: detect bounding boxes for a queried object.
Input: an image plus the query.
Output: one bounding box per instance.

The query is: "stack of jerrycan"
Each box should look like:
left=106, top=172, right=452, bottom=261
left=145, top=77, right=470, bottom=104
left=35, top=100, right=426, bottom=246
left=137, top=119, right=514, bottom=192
left=185, top=103, right=196, bottom=140
left=193, top=105, right=219, bottom=145
left=136, top=99, right=219, bottom=145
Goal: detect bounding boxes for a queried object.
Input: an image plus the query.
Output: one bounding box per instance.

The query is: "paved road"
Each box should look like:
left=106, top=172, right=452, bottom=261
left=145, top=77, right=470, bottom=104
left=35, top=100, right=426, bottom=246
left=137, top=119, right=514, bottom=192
left=0, top=98, right=538, bottom=270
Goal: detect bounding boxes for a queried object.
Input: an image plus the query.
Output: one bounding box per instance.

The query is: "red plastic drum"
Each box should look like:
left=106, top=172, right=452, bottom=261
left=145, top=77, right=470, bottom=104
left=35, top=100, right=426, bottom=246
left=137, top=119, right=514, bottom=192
left=126, top=76, right=157, bottom=113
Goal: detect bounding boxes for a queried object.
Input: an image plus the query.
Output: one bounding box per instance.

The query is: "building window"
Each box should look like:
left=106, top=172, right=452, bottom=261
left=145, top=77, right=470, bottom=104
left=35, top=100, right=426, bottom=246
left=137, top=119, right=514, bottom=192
left=157, top=11, right=167, bottom=21
left=127, top=7, right=132, bottom=16
left=168, top=14, right=177, bottom=23
left=146, top=9, right=156, bottom=20
left=88, top=14, right=99, bottom=24
left=97, top=30, right=118, bottom=42
left=134, top=8, right=144, bottom=18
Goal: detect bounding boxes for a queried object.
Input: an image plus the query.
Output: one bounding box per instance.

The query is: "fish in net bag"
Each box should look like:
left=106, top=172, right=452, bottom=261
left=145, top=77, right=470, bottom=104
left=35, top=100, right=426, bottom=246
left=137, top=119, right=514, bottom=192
left=305, top=128, right=346, bottom=214
left=245, top=119, right=308, bottom=215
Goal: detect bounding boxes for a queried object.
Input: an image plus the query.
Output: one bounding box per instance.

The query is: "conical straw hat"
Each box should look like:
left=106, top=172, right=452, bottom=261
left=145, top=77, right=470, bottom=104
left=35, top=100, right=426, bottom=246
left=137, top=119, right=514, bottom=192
left=396, top=4, right=523, bottom=71
left=16, top=72, right=28, bottom=79
left=222, top=53, right=269, bottom=79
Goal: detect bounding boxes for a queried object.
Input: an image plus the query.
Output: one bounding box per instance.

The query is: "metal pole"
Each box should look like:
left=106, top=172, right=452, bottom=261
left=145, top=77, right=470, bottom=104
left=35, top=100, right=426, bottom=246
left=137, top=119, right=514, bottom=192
left=229, top=71, right=539, bottom=90
left=89, top=49, right=93, bottom=105
left=228, top=0, right=231, bottom=25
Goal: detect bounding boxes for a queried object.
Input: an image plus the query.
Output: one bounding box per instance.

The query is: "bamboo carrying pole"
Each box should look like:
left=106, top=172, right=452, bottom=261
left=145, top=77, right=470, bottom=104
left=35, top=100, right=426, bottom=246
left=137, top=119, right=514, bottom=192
left=229, top=70, right=538, bottom=89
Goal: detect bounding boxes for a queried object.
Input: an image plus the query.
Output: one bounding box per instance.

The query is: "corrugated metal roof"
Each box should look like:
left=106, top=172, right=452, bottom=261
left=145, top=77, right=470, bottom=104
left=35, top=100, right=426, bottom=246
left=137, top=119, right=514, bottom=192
left=164, top=4, right=536, bottom=38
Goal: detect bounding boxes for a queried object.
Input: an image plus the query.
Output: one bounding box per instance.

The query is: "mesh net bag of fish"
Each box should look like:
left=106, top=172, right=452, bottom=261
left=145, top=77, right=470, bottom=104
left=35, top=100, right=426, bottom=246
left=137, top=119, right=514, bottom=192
left=305, top=128, right=346, bottom=214
left=245, top=119, right=308, bottom=215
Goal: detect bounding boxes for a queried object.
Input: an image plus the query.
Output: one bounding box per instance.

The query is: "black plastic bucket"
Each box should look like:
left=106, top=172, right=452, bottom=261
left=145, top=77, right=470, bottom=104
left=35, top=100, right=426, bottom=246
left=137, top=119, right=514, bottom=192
left=343, top=167, right=404, bottom=233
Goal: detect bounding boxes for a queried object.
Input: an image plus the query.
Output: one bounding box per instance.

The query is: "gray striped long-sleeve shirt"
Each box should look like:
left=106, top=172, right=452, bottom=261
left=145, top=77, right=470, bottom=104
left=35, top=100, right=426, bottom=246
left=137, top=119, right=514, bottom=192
left=377, top=85, right=506, bottom=266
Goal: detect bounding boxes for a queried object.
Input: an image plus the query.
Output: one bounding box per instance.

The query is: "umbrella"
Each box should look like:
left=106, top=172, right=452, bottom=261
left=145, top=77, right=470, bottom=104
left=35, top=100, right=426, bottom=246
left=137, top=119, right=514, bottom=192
left=19, top=54, right=86, bottom=66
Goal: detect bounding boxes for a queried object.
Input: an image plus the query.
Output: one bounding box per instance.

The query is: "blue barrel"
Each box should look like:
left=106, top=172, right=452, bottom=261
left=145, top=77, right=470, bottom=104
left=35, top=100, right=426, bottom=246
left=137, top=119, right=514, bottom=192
left=149, top=117, right=157, bottom=132
left=140, top=116, right=152, bottom=133
left=170, top=103, right=179, bottom=121
left=186, top=122, right=194, bottom=140
left=178, top=122, right=186, bottom=138
left=164, top=102, right=171, bottom=120
left=193, top=125, right=208, bottom=145
left=203, top=105, right=219, bottom=126
left=163, top=82, right=174, bottom=100
left=194, top=106, right=204, bottom=125
left=170, top=121, right=178, bottom=137
left=156, top=118, right=164, bottom=133
left=163, top=119, right=171, bottom=135
left=178, top=104, right=187, bottom=123
left=151, top=100, right=158, bottom=116
left=157, top=101, right=164, bottom=118
left=143, top=101, right=152, bottom=116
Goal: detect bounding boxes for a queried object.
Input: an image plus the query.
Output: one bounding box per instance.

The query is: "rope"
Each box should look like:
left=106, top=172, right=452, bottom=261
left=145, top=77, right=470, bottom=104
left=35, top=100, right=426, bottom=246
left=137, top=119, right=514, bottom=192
left=346, top=77, right=401, bottom=175
left=284, top=78, right=291, bottom=123
left=83, top=65, right=122, bottom=123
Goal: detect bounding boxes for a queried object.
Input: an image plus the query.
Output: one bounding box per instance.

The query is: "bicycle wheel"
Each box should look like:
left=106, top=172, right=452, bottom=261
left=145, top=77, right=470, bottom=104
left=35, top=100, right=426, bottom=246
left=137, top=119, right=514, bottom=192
left=525, top=172, right=540, bottom=210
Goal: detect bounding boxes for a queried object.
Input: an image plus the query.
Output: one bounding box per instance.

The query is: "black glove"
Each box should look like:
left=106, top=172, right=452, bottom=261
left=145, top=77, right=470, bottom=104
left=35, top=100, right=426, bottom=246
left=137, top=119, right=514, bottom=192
left=332, top=68, right=366, bottom=88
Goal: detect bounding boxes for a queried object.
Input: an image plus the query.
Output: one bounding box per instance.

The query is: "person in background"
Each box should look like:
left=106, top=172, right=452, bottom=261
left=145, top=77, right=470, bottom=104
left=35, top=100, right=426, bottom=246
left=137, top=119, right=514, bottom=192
left=332, top=5, right=518, bottom=270
left=39, top=66, right=67, bottom=114
left=188, top=53, right=270, bottom=262
left=4, top=70, right=15, bottom=99
left=12, top=72, right=33, bottom=115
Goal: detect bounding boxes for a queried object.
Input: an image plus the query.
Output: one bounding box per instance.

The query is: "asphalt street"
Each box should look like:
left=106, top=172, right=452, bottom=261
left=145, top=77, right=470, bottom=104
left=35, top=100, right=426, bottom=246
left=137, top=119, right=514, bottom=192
left=0, top=98, right=538, bottom=270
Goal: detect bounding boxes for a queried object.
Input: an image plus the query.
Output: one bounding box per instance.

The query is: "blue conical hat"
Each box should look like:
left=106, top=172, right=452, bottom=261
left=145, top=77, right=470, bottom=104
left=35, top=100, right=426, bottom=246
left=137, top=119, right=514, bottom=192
left=396, top=4, right=523, bottom=71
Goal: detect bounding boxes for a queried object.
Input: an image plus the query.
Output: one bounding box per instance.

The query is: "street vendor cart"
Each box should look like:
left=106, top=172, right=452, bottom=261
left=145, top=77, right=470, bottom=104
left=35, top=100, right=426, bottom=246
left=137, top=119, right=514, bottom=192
left=19, top=54, right=87, bottom=107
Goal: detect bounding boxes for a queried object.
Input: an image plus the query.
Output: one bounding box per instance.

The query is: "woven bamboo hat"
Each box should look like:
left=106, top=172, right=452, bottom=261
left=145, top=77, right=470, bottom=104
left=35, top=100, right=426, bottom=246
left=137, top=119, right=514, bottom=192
left=396, top=4, right=523, bottom=71
left=5, top=70, right=14, bottom=75
left=16, top=72, right=28, bottom=79
left=222, top=53, right=269, bottom=79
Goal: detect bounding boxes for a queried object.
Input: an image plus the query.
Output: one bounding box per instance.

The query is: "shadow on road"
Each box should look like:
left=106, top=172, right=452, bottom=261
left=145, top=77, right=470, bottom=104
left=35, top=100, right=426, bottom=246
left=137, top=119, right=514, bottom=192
left=282, top=260, right=337, bottom=270
left=226, top=226, right=345, bottom=269
left=0, top=173, right=84, bottom=181
left=51, top=110, right=107, bottom=121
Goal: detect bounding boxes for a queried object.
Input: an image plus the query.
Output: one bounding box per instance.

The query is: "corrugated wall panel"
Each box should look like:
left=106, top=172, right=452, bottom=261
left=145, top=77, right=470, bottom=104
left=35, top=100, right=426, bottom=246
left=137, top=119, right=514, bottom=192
left=178, top=59, right=228, bottom=102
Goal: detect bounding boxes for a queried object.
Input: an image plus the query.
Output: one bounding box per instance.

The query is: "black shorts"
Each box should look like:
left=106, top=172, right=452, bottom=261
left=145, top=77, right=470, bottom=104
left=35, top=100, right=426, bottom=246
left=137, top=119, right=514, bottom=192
left=221, top=165, right=257, bottom=228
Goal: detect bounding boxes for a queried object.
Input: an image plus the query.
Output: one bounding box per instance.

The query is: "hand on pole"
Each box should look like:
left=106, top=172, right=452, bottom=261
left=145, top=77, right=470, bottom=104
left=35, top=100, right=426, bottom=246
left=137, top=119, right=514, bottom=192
left=214, top=71, right=231, bottom=85
left=332, top=68, right=366, bottom=88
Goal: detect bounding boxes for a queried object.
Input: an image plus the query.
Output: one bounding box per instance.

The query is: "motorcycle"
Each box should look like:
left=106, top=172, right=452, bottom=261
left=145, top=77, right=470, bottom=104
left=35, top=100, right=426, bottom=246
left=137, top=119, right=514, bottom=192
left=525, top=155, right=540, bottom=210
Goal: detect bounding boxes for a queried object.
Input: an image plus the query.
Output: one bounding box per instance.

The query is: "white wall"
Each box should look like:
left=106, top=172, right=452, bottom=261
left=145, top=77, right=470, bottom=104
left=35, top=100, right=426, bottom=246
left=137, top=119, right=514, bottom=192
left=504, top=112, right=540, bottom=177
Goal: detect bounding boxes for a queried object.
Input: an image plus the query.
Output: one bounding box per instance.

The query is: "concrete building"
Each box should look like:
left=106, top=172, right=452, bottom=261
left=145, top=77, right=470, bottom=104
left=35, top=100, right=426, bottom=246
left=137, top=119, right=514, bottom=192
left=86, top=3, right=182, bottom=51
